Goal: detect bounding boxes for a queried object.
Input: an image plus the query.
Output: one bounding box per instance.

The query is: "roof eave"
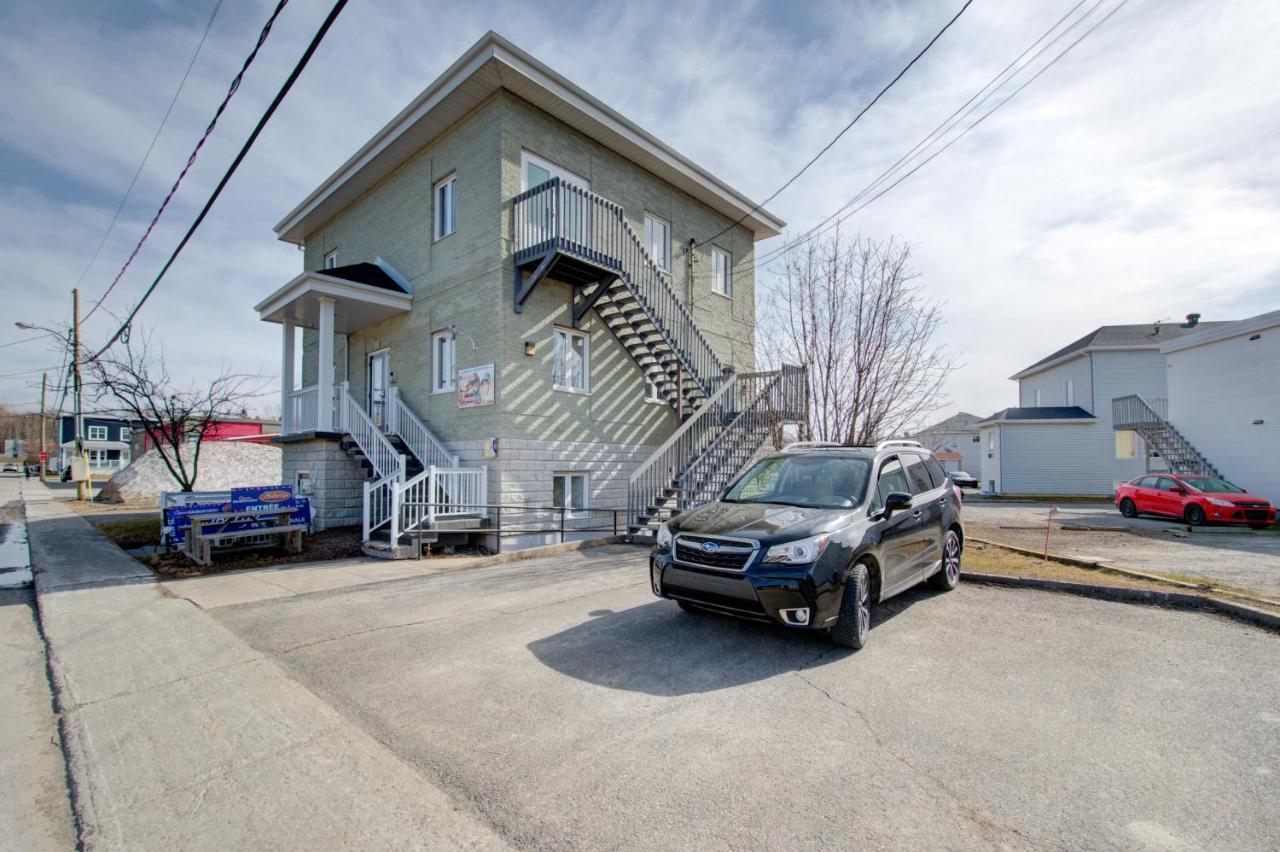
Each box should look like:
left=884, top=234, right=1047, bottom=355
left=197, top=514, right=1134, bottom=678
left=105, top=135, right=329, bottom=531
left=274, top=31, right=784, bottom=245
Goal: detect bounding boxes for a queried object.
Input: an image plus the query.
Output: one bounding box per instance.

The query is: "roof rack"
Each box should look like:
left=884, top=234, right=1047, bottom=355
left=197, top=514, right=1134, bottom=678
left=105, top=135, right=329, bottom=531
left=781, top=441, right=847, bottom=452
left=875, top=439, right=926, bottom=451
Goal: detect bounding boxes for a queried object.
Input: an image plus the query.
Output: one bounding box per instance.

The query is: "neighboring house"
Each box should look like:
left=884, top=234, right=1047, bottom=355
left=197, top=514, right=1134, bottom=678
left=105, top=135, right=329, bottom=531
left=58, top=415, right=144, bottom=475
left=911, top=412, right=982, bottom=473
left=1158, top=309, right=1279, bottom=504
left=978, top=316, right=1230, bottom=495
left=254, top=33, right=804, bottom=555
left=131, top=416, right=282, bottom=456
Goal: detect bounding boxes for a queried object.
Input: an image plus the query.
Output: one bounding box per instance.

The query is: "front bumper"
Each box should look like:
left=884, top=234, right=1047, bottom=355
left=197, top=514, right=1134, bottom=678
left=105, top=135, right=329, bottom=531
left=649, top=551, right=834, bottom=628
left=1206, top=505, right=1277, bottom=526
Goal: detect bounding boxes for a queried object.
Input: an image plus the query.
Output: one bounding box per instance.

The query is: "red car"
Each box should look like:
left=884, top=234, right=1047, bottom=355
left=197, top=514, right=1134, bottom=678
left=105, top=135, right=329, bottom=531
left=1115, top=474, right=1276, bottom=529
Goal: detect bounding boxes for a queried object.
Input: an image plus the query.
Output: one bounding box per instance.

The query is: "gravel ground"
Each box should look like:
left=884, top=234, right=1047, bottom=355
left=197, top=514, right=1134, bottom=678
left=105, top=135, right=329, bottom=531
left=964, top=500, right=1280, bottom=598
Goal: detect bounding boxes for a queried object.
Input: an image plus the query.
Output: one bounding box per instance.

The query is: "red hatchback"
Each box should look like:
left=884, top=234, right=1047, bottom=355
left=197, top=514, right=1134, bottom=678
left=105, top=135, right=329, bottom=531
left=1115, top=474, right=1277, bottom=529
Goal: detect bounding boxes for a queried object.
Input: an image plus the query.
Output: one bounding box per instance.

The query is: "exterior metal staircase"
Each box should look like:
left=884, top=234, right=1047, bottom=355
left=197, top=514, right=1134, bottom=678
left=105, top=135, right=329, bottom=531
left=627, top=367, right=807, bottom=537
left=1111, top=394, right=1220, bottom=476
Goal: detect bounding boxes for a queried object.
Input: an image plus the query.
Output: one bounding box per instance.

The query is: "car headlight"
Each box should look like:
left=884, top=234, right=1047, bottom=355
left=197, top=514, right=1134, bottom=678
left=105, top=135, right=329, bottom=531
left=1206, top=497, right=1233, bottom=508
left=656, top=523, right=674, bottom=549
left=763, top=533, right=831, bottom=564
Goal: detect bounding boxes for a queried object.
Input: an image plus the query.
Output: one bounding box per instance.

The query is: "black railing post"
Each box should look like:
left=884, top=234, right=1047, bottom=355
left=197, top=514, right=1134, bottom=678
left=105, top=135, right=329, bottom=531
left=559, top=505, right=566, bottom=545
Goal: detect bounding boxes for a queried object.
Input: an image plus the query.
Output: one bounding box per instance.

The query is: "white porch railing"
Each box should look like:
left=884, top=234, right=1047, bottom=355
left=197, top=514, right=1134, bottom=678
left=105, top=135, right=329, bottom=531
left=338, top=382, right=404, bottom=481
left=287, top=384, right=341, bottom=433
left=363, top=471, right=398, bottom=540
left=398, top=465, right=488, bottom=533
left=387, top=386, right=457, bottom=468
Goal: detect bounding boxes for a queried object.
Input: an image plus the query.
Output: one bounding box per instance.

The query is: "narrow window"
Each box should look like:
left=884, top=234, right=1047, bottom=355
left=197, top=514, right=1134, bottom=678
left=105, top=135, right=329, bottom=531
left=711, top=246, right=731, bottom=297
left=434, top=174, right=457, bottom=240
left=552, top=472, right=589, bottom=518
left=643, top=378, right=662, bottom=403
left=323, top=250, right=338, bottom=270
left=1033, top=388, right=1041, bottom=407
left=1064, top=378, right=1074, bottom=406
left=432, top=331, right=456, bottom=393
left=1115, top=430, right=1137, bottom=460
left=644, top=213, right=671, bottom=274
left=987, top=432, right=994, bottom=451
left=553, top=328, right=589, bottom=392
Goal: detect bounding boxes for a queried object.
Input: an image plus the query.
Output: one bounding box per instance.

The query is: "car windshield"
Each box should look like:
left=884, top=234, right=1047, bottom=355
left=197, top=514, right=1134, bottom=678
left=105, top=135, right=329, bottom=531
left=722, top=455, right=871, bottom=509
left=1179, top=476, right=1244, bottom=493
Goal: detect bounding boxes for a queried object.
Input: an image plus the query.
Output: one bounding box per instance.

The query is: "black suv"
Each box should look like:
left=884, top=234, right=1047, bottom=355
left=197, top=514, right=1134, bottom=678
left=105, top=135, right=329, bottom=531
left=649, top=441, right=964, bottom=649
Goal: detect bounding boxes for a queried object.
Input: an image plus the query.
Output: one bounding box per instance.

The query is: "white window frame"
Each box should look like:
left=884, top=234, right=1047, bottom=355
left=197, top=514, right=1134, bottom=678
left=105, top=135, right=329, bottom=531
left=644, top=213, right=671, bottom=274
left=1064, top=378, right=1074, bottom=406
left=87, top=425, right=108, bottom=441
left=1033, top=389, right=1041, bottom=407
left=711, top=246, right=731, bottom=298
left=552, top=472, right=589, bottom=519
left=432, top=331, right=456, bottom=394
left=434, top=174, right=457, bottom=240
left=323, top=250, right=338, bottom=270
left=643, top=377, right=662, bottom=404
left=520, top=150, right=589, bottom=191
left=553, top=327, right=590, bottom=394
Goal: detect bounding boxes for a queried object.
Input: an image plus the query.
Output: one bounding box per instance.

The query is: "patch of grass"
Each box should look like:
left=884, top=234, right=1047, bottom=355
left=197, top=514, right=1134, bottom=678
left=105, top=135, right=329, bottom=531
left=97, top=518, right=162, bottom=550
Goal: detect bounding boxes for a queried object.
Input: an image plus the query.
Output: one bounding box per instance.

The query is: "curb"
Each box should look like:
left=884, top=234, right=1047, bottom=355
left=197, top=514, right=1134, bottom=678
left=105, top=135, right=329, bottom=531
left=961, top=571, right=1280, bottom=633
left=969, top=536, right=1206, bottom=590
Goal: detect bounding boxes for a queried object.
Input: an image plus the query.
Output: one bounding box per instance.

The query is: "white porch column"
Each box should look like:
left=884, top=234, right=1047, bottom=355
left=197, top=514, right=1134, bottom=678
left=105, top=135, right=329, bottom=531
left=281, top=319, right=295, bottom=433
left=317, top=296, right=336, bottom=432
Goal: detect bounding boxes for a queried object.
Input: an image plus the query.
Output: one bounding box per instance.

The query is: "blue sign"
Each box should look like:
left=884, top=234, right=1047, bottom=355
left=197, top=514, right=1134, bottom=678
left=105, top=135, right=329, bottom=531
left=165, top=496, right=311, bottom=545
left=231, top=485, right=294, bottom=505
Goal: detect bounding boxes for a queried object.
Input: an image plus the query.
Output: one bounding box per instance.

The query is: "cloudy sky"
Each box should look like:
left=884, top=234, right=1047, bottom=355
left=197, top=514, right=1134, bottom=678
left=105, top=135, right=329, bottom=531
left=1, top=0, right=1277, bottom=424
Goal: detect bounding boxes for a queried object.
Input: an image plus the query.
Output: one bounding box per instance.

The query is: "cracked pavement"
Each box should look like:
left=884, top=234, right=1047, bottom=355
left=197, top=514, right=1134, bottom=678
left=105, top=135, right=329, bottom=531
left=212, top=544, right=1280, bottom=850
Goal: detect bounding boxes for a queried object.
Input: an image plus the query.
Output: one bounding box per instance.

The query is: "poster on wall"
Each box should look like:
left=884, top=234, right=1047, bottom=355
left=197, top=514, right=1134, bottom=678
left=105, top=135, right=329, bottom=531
left=457, top=364, right=495, bottom=408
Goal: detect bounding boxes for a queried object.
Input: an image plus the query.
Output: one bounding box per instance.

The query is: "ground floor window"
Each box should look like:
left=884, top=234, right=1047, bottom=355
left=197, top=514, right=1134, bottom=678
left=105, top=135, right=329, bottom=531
left=552, top=472, right=589, bottom=518
left=1115, top=429, right=1137, bottom=459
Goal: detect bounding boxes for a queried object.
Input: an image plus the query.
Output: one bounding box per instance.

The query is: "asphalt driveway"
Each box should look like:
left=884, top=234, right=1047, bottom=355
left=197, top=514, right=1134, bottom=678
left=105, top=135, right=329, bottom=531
left=208, top=545, right=1280, bottom=850
left=965, top=500, right=1280, bottom=597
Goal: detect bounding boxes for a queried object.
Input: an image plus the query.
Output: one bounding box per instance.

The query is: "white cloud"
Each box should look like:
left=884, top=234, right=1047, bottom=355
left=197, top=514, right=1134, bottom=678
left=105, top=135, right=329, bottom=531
left=1, top=0, right=1278, bottom=427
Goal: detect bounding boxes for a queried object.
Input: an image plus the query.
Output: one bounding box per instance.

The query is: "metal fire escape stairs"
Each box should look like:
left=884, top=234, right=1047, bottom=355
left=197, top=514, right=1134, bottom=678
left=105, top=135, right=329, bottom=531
left=511, top=177, right=808, bottom=538
left=1111, top=394, right=1221, bottom=476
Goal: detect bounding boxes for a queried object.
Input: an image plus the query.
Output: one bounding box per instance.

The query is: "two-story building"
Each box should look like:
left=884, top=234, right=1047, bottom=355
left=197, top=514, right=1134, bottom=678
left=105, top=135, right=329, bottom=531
left=977, top=317, right=1230, bottom=495
left=58, top=414, right=144, bottom=475
left=255, top=33, right=805, bottom=555
left=911, top=412, right=983, bottom=475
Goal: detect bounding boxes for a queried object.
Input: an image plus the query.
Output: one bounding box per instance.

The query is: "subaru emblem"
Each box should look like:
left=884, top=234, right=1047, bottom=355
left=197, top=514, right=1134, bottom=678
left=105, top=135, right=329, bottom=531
left=701, top=541, right=720, bottom=554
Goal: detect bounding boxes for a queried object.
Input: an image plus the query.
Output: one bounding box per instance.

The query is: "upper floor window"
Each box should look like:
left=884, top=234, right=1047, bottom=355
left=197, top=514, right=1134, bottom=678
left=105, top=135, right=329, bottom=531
left=644, top=378, right=662, bottom=403
left=711, top=246, right=731, bottom=298
left=120, top=426, right=131, bottom=441
left=323, top=250, right=338, bottom=270
left=432, top=331, right=456, bottom=393
left=434, top=174, right=457, bottom=240
left=87, top=425, right=108, bottom=441
left=1034, top=388, right=1041, bottom=406
left=553, top=327, right=589, bottom=393
left=644, top=213, right=671, bottom=274
left=1064, top=378, right=1074, bottom=406
left=521, top=150, right=588, bottom=191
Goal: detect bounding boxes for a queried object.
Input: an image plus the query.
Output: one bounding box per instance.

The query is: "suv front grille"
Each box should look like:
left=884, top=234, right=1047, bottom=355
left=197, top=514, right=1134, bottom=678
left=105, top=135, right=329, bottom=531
left=674, top=534, right=756, bottom=572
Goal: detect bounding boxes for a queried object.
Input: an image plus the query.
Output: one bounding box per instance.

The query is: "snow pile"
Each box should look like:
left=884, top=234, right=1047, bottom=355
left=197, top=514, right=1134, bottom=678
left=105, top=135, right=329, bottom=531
left=99, top=441, right=282, bottom=504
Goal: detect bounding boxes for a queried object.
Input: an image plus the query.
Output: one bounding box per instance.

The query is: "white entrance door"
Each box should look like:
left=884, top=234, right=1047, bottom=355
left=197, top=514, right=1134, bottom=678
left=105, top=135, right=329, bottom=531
left=368, top=349, right=390, bottom=428
left=522, top=151, right=591, bottom=248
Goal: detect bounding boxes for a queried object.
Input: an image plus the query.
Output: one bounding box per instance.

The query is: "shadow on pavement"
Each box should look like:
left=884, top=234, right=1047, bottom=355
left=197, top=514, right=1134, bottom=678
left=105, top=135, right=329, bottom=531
left=527, top=583, right=944, bottom=696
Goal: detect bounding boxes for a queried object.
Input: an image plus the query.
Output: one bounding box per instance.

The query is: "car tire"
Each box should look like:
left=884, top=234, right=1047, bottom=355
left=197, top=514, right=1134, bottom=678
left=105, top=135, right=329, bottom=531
left=1119, top=498, right=1138, bottom=518
left=676, top=600, right=703, bottom=615
left=930, top=529, right=962, bottom=591
left=830, top=562, right=871, bottom=650
left=1184, top=504, right=1206, bottom=526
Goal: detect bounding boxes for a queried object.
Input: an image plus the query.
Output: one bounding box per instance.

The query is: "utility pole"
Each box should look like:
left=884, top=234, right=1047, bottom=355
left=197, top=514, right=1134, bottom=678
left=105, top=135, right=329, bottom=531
left=72, top=288, right=86, bottom=501
left=39, top=372, right=47, bottom=481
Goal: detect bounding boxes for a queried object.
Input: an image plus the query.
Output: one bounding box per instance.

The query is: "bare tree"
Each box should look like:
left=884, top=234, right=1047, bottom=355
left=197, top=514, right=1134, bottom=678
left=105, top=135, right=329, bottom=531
left=88, top=330, right=266, bottom=492
left=762, top=232, right=958, bottom=445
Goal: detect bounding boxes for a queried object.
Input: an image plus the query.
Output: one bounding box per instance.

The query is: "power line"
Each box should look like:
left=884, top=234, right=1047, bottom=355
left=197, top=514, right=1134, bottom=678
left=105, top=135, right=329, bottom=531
left=83, top=0, right=290, bottom=327
left=758, top=0, right=1130, bottom=271
left=691, top=0, right=974, bottom=251
left=88, top=0, right=351, bottom=363
left=78, top=0, right=226, bottom=323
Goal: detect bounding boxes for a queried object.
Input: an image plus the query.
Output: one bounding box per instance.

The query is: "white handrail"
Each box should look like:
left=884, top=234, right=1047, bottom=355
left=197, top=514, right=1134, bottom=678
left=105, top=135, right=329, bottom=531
left=397, top=466, right=489, bottom=534
left=389, top=386, right=457, bottom=468
left=364, top=471, right=397, bottom=538
left=339, top=383, right=403, bottom=482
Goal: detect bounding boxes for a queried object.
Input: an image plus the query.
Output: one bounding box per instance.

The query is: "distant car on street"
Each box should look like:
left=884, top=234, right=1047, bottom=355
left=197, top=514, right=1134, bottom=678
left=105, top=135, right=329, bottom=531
left=1, top=462, right=19, bottom=474
left=1115, top=473, right=1276, bottom=530
left=948, top=470, right=979, bottom=489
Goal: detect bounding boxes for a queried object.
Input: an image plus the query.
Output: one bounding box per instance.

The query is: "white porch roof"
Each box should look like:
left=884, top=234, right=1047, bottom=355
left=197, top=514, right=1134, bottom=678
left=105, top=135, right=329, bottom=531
left=254, top=270, right=411, bottom=332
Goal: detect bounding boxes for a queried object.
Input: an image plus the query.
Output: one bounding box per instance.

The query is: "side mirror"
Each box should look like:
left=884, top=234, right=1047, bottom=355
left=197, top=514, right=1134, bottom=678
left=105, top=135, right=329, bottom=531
left=879, top=492, right=913, bottom=520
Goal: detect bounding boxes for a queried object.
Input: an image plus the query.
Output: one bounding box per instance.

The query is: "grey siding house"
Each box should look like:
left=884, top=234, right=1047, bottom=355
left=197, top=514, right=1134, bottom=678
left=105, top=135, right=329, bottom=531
left=911, top=412, right=982, bottom=474
left=978, top=319, right=1229, bottom=496
left=255, top=33, right=804, bottom=555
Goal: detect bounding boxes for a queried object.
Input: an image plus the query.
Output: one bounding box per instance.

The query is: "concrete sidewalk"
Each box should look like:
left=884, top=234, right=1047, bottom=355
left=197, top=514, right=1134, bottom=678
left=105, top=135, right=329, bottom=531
left=23, top=478, right=507, bottom=849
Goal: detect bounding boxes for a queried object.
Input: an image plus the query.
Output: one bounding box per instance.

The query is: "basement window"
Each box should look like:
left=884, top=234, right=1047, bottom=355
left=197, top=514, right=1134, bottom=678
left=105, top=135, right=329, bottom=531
left=552, top=472, right=589, bottom=519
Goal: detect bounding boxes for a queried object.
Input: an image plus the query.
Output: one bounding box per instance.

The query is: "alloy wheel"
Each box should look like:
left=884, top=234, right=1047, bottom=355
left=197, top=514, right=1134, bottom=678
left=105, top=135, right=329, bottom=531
left=944, top=531, right=961, bottom=583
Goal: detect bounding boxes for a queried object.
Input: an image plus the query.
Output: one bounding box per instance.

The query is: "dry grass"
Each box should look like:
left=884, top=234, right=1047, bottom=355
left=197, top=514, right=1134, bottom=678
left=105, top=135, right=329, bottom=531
left=964, top=543, right=1191, bottom=591
left=144, top=527, right=366, bottom=578
left=97, top=517, right=162, bottom=550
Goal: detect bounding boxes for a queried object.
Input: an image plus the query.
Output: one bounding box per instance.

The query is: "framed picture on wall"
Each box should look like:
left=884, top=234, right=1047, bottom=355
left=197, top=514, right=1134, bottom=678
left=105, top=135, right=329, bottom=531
left=457, top=364, right=495, bottom=408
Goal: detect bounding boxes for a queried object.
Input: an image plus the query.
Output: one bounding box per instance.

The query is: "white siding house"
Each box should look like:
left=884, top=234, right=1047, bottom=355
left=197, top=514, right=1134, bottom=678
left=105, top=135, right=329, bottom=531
left=978, top=318, right=1231, bottom=496
left=1162, top=310, right=1280, bottom=504
left=911, top=412, right=983, bottom=473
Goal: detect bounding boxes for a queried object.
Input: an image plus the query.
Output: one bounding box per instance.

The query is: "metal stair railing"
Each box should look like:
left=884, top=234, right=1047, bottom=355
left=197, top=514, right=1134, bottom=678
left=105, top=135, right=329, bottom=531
left=514, top=177, right=722, bottom=397
left=1111, top=394, right=1219, bottom=475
